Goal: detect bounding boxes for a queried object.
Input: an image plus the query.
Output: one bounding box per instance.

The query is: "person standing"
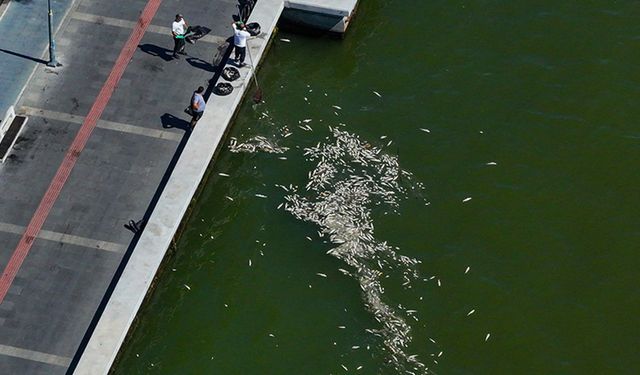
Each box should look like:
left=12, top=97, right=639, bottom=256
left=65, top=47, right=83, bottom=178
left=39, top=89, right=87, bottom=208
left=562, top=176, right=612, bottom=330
left=172, top=14, right=189, bottom=59
left=190, top=86, right=206, bottom=128
left=232, top=21, right=251, bottom=67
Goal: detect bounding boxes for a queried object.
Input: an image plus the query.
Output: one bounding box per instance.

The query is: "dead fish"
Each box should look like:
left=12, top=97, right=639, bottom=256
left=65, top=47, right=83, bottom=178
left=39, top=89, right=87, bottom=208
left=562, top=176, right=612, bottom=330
left=465, top=266, right=471, bottom=274
left=184, top=284, right=191, bottom=290
left=486, top=161, right=497, bottom=165
left=485, top=333, right=491, bottom=341
left=332, top=105, right=342, bottom=110
left=255, top=194, right=267, bottom=198
left=373, top=91, right=382, bottom=98
left=218, top=172, right=230, bottom=177
left=280, top=38, right=291, bottom=42
left=248, top=259, right=252, bottom=267
left=463, top=197, right=472, bottom=202
left=467, top=309, right=475, bottom=316
left=419, top=128, right=431, bottom=133
left=316, top=273, right=327, bottom=278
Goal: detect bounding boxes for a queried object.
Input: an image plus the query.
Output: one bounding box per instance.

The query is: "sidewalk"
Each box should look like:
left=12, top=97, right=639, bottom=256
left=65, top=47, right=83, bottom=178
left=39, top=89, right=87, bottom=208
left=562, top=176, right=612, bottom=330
left=0, top=0, right=75, bottom=124
left=0, top=0, right=237, bottom=373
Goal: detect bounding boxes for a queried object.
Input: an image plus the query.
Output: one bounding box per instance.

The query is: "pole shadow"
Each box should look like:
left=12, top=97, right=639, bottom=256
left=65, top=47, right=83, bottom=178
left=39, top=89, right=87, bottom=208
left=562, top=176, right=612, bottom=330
left=0, top=48, right=48, bottom=64
left=138, top=43, right=174, bottom=62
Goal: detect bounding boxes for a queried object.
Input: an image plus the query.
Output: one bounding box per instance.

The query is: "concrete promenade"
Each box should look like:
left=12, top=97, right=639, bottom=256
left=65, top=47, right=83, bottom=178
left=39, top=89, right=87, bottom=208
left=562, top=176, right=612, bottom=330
left=0, top=0, right=238, bottom=373
left=72, top=0, right=285, bottom=372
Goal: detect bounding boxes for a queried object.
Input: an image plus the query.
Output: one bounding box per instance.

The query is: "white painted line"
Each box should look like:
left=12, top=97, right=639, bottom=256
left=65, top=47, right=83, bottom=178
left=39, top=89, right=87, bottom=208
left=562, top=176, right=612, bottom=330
left=71, top=12, right=227, bottom=45
left=0, top=344, right=72, bottom=367
left=0, top=222, right=125, bottom=253
left=20, top=106, right=182, bottom=142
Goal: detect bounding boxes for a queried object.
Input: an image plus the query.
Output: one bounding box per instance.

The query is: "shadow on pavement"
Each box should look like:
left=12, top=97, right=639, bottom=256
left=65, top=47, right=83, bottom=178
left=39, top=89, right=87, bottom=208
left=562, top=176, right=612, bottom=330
left=0, top=48, right=48, bottom=64
left=66, top=127, right=192, bottom=374
left=161, top=113, right=191, bottom=131
left=186, top=56, right=215, bottom=72
left=138, top=43, right=174, bottom=62
left=66, top=39, right=239, bottom=375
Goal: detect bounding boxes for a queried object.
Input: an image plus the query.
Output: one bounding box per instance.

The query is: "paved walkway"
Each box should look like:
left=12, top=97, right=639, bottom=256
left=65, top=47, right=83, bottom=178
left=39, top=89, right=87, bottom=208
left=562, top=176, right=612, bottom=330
left=0, top=0, right=74, bottom=122
left=0, top=0, right=237, bottom=373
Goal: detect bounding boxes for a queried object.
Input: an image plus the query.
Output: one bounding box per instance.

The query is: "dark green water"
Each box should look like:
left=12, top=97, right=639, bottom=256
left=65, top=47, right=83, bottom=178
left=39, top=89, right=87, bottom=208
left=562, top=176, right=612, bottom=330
left=114, top=1, right=640, bottom=374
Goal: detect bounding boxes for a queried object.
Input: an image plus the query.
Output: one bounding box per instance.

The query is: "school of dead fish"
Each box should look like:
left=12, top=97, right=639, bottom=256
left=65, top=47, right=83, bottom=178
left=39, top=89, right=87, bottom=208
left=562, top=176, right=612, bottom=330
left=230, top=126, right=434, bottom=373
left=225, top=101, right=494, bottom=372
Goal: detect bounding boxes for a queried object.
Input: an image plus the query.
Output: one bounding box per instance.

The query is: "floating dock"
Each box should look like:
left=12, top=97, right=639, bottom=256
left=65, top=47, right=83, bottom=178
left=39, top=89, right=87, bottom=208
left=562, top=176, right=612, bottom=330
left=282, top=0, right=359, bottom=34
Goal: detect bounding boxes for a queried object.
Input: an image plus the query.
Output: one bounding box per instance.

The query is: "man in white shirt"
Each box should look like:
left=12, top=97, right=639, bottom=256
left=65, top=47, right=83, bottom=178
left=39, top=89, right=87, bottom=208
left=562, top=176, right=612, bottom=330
left=232, top=22, right=251, bottom=67
left=172, top=14, right=189, bottom=59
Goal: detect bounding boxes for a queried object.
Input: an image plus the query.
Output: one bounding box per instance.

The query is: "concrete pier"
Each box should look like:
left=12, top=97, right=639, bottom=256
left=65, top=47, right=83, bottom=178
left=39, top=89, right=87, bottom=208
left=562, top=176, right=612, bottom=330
left=73, top=0, right=363, bottom=372
left=0, top=0, right=359, bottom=373
left=71, top=0, right=285, bottom=373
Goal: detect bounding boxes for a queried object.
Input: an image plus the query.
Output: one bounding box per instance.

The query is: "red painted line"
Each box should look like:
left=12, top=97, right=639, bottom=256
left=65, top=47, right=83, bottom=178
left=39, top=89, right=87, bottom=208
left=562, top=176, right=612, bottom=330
left=0, top=0, right=164, bottom=304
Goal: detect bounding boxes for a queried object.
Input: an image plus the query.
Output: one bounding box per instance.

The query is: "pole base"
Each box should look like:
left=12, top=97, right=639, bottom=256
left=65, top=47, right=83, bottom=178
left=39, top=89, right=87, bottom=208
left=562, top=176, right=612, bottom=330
left=46, top=61, right=62, bottom=68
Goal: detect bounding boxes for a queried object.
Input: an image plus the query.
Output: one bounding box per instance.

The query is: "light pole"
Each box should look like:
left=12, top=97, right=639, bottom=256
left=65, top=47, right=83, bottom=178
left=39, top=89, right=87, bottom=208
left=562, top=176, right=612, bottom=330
left=47, top=0, right=60, bottom=67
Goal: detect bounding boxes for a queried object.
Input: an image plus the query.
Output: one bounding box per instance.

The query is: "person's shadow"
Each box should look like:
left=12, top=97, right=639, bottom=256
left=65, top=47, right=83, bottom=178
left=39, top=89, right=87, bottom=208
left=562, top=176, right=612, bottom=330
left=161, top=113, right=191, bottom=131
left=139, top=44, right=174, bottom=62
left=186, top=57, right=215, bottom=72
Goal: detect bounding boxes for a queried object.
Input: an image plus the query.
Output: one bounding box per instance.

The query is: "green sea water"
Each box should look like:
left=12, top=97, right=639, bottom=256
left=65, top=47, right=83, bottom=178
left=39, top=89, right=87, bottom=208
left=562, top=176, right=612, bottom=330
left=113, top=1, right=640, bottom=374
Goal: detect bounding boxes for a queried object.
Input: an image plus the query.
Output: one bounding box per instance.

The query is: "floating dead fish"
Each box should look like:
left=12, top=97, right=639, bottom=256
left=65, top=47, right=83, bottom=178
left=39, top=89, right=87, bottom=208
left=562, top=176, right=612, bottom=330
left=268, top=333, right=275, bottom=337
left=373, top=91, right=382, bottom=98
left=248, top=259, right=252, bottom=267
left=316, top=273, right=327, bottom=277
left=255, top=194, right=267, bottom=198
left=218, top=172, right=230, bottom=177
left=341, top=364, right=348, bottom=371
left=485, top=333, right=491, bottom=341
left=467, top=309, right=475, bottom=316
left=486, top=161, right=497, bottom=165
left=463, top=197, right=472, bottom=202
left=183, top=284, right=191, bottom=290
left=251, top=128, right=428, bottom=372
left=280, top=38, right=291, bottom=42
left=465, top=266, right=471, bottom=274
left=332, top=105, right=342, bottom=110
left=302, top=119, right=312, bottom=123
left=419, top=128, right=430, bottom=133
left=225, top=196, right=233, bottom=201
